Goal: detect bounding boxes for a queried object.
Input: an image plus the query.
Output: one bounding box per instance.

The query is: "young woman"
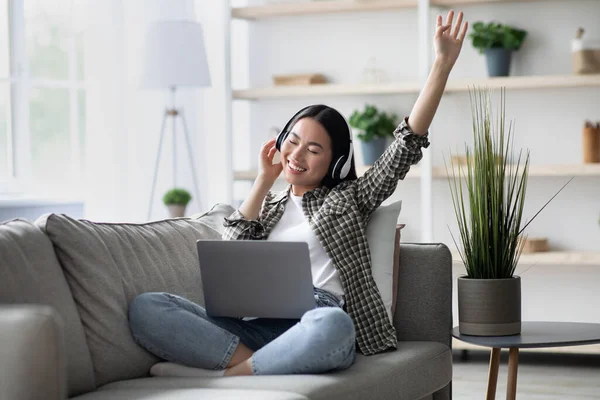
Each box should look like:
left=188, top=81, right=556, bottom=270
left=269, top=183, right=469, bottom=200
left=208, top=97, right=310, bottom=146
left=128, top=11, right=468, bottom=377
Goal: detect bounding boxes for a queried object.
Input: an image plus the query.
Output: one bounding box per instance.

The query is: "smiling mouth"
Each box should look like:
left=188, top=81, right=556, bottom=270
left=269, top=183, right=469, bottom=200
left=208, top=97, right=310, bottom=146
left=287, top=160, right=307, bottom=172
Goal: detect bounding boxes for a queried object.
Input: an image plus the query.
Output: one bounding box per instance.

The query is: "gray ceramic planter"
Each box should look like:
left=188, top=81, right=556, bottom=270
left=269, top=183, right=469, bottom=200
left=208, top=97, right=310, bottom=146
left=485, top=48, right=513, bottom=77
left=458, top=276, right=521, bottom=336
left=360, top=137, right=387, bottom=165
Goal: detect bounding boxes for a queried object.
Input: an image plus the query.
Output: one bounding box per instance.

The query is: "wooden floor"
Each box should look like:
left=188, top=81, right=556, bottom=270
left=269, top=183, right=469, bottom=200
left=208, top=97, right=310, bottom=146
left=452, top=351, right=600, bottom=399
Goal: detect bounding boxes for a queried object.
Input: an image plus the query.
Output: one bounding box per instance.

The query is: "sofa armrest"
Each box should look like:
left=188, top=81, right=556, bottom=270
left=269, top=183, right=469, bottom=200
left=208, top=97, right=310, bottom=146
left=393, top=243, right=453, bottom=348
left=0, top=305, right=67, bottom=400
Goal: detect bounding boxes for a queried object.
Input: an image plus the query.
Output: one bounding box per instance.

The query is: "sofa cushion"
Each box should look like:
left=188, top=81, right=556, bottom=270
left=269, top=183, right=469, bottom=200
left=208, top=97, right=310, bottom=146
left=97, top=341, right=452, bottom=400
left=0, top=219, right=95, bottom=396
left=35, top=203, right=235, bottom=388
left=72, top=388, right=308, bottom=400
left=366, top=200, right=402, bottom=323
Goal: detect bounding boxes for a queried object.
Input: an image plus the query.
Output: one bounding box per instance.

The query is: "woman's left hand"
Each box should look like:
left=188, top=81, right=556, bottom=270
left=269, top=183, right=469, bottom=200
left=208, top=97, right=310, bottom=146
left=434, top=10, right=468, bottom=68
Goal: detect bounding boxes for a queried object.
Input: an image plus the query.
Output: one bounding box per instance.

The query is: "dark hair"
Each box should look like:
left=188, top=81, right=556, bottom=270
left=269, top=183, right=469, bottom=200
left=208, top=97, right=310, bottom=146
left=287, top=104, right=357, bottom=189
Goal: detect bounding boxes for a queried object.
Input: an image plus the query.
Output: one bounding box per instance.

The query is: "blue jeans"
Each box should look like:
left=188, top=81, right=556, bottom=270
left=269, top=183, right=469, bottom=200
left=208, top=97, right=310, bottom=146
left=128, top=289, right=356, bottom=375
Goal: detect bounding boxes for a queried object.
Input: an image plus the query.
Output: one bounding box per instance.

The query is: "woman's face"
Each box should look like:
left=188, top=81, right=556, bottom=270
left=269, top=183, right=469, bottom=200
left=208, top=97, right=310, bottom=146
left=280, top=117, right=332, bottom=195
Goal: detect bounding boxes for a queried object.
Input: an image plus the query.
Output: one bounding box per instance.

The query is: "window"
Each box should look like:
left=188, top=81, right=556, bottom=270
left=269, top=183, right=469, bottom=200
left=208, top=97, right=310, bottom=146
left=0, top=0, right=85, bottom=196
left=0, top=0, right=10, bottom=185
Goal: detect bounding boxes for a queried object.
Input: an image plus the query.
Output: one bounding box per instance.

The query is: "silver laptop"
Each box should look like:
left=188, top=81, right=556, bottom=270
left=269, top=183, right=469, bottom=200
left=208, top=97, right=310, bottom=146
left=196, top=240, right=316, bottom=319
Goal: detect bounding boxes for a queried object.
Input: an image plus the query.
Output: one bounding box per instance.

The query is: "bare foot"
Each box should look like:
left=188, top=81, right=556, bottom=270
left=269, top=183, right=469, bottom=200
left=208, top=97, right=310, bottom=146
left=222, top=342, right=254, bottom=376
left=224, top=358, right=253, bottom=376
left=228, top=342, right=254, bottom=367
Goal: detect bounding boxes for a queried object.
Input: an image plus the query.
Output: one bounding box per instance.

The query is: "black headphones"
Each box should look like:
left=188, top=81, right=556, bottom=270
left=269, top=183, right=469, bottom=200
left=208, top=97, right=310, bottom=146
left=275, top=105, right=354, bottom=180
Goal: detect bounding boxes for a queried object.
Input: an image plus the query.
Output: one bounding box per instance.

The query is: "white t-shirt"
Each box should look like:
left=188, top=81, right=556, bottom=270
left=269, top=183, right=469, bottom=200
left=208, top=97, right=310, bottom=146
left=266, top=192, right=344, bottom=299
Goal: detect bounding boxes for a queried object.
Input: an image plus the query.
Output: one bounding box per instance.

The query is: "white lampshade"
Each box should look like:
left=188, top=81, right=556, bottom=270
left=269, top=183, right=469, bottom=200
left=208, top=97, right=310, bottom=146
left=140, top=20, right=211, bottom=89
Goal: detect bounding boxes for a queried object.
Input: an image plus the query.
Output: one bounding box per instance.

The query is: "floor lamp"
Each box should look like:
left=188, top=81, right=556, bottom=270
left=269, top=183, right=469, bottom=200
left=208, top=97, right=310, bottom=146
left=140, top=20, right=211, bottom=220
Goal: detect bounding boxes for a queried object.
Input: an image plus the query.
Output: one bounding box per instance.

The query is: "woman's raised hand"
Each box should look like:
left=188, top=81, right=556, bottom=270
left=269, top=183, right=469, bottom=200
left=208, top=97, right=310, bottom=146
left=434, top=10, right=468, bottom=68
left=258, top=138, right=283, bottom=184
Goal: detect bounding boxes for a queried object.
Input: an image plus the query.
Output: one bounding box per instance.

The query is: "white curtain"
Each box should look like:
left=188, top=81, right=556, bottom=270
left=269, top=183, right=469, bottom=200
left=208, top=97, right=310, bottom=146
left=82, top=0, right=229, bottom=222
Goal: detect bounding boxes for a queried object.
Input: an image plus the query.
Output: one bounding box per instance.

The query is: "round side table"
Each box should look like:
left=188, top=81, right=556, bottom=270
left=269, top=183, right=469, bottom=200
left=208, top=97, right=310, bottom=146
left=452, top=321, right=600, bottom=400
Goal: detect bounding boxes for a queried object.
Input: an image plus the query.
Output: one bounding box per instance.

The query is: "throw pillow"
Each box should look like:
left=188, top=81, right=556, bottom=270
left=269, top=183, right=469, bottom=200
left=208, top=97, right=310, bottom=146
left=366, top=200, right=402, bottom=324
left=35, top=203, right=235, bottom=387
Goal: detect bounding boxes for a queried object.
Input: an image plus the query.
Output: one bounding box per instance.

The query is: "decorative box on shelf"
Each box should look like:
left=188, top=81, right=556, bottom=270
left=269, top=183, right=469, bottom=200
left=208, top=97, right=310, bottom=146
left=272, top=73, right=328, bottom=86
left=519, top=237, right=549, bottom=254
left=572, top=28, right=600, bottom=74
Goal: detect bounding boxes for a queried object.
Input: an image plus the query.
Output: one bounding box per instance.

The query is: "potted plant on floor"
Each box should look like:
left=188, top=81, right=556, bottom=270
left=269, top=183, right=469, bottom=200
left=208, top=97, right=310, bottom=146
left=445, top=87, right=570, bottom=336
left=163, top=188, right=192, bottom=218
left=469, top=21, right=528, bottom=77
left=349, top=104, right=399, bottom=165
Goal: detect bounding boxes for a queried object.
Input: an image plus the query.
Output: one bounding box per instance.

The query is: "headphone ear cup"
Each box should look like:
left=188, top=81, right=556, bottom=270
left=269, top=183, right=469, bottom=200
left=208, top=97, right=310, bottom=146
left=330, top=155, right=346, bottom=180
left=275, top=130, right=287, bottom=152
left=339, top=143, right=354, bottom=179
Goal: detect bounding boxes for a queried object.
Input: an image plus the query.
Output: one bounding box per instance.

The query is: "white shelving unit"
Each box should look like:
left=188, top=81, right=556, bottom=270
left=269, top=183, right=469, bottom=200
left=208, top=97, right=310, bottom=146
left=227, top=0, right=600, bottom=354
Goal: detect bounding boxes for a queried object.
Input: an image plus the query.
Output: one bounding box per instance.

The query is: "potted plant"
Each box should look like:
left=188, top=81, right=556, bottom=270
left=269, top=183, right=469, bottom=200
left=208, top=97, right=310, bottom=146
left=445, top=88, right=570, bottom=336
left=349, top=104, right=399, bottom=165
left=163, top=188, right=192, bottom=218
left=469, top=21, right=528, bottom=77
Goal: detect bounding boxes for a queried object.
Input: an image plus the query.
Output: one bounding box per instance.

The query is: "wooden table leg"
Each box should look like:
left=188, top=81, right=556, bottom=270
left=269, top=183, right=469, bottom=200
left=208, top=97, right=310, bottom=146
left=486, top=347, right=501, bottom=400
left=506, top=347, right=519, bottom=400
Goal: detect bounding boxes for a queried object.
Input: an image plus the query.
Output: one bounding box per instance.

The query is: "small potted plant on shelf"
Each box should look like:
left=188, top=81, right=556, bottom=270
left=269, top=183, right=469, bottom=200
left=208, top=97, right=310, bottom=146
left=445, top=87, right=570, bottom=337
left=469, top=21, right=528, bottom=77
left=163, top=188, right=192, bottom=218
left=349, top=104, right=399, bottom=165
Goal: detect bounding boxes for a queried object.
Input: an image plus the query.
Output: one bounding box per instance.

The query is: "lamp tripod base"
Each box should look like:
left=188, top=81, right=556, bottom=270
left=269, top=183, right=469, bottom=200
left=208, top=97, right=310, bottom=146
left=147, top=107, right=202, bottom=221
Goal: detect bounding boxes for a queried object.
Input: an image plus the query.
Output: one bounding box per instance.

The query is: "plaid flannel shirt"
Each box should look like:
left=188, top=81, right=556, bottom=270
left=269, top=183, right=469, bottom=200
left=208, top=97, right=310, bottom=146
left=223, top=117, right=430, bottom=355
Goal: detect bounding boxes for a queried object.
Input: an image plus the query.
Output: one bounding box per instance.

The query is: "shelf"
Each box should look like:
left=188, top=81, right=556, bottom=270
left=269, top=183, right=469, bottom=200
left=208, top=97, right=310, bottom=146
left=443, top=163, right=600, bottom=178
left=232, top=0, right=417, bottom=20
left=232, top=0, right=550, bottom=20
left=447, top=74, right=600, bottom=92
left=233, top=166, right=423, bottom=181
left=452, top=250, right=600, bottom=266
left=234, top=163, right=600, bottom=181
left=232, top=74, right=600, bottom=99
left=232, top=81, right=422, bottom=100
left=437, top=0, right=549, bottom=5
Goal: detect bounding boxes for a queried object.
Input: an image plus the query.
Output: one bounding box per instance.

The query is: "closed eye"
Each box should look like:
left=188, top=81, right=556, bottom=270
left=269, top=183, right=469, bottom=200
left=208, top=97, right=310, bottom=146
left=289, top=139, right=319, bottom=154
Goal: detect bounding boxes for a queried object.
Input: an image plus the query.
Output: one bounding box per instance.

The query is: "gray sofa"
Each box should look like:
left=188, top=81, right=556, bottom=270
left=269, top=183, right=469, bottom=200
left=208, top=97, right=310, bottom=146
left=0, top=203, right=453, bottom=400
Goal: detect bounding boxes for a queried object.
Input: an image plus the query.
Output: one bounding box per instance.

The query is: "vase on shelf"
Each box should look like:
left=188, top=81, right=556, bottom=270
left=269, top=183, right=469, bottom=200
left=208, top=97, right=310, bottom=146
left=583, top=121, right=600, bottom=163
